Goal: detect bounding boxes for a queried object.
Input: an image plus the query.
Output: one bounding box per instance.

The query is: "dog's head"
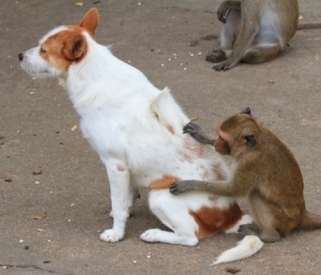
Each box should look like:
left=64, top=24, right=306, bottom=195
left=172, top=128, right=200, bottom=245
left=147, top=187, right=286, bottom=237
left=19, top=8, right=99, bottom=78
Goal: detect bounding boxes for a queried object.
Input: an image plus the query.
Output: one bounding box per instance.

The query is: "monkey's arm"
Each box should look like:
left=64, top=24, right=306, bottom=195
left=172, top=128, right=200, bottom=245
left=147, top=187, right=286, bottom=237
left=169, top=178, right=250, bottom=197
left=217, top=1, right=241, bottom=23
left=183, top=121, right=215, bottom=145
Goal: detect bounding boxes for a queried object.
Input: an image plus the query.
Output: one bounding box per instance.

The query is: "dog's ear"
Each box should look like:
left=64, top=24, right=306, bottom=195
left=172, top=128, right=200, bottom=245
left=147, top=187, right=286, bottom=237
left=62, top=34, right=87, bottom=61
left=78, top=8, right=99, bottom=36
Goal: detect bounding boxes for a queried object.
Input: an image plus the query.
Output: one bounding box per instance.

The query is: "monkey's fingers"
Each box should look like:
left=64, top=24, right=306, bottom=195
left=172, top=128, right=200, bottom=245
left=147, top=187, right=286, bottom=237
left=213, top=62, right=231, bottom=72
left=217, top=5, right=229, bottom=23
left=183, top=121, right=200, bottom=135
left=169, top=182, right=180, bottom=195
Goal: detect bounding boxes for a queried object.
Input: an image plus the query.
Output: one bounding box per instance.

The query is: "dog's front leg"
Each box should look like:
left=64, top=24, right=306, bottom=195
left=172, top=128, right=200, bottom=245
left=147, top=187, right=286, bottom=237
left=100, top=158, right=131, bottom=242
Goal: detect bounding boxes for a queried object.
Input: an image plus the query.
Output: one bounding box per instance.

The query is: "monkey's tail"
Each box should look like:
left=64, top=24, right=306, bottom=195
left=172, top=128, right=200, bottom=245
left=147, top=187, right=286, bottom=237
left=212, top=235, right=264, bottom=265
left=297, top=23, right=321, bottom=30
left=298, top=210, right=321, bottom=230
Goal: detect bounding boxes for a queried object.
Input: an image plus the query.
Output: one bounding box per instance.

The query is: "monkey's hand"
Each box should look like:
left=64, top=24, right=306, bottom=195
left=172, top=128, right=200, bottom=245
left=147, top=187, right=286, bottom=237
left=213, top=60, right=236, bottom=71
left=217, top=3, right=230, bottom=23
left=217, top=1, right=241, bottom=23
left=183, top=121, right=215, bottom=145
left=169, top=181, right=195, bottom=195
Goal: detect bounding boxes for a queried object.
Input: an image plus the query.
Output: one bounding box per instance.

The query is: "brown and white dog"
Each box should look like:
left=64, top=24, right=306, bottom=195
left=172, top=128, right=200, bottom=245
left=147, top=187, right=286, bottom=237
left=19, top=8, right=263, bottom=264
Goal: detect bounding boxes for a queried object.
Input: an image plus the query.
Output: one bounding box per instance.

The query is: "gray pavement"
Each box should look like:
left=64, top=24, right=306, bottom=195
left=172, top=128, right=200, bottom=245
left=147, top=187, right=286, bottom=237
left=1, top=0, right=321, bottom=274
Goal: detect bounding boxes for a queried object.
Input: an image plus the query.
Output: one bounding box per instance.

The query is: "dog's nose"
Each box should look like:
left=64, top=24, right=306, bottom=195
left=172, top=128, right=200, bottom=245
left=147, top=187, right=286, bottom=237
left=18, top=53, right=23, bottom=61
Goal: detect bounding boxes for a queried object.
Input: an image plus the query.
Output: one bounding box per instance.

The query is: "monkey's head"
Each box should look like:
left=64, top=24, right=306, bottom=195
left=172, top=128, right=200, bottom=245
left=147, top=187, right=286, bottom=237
left=214, top=107, right=261, bottom=157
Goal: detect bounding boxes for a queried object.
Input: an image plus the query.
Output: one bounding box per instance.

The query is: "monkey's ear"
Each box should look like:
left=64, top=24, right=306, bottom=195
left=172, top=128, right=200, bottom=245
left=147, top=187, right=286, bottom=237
left=241, top=107, right=251, bottom=116
left=243, top=134, right=257, bottom=147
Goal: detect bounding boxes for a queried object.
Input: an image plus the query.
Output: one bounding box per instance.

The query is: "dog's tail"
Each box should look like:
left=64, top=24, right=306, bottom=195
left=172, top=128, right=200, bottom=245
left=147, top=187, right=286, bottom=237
left=150, top=87, right=189, bottom=133
left=212, top=235, right=264, bottom=265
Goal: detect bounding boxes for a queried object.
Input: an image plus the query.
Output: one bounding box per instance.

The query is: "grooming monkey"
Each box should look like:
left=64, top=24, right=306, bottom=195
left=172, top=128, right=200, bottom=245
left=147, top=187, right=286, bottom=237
left=170, top=108, right=321, bottom=242
left=207, top=0, right=321, bottom=71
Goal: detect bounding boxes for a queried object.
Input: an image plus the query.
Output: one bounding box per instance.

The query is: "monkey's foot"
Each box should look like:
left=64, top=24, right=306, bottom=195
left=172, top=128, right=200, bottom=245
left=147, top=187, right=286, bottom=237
left=206, top=48, right=227, bottom=63
left=238, top=222, right=261, bottom=236
left=239, top=223, right=281, bottom=243
left=169, top=181, right=194, bottom=195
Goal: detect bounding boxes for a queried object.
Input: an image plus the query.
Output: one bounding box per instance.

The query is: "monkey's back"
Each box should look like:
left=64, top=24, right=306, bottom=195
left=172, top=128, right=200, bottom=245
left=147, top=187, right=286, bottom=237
left=259, top=0, right=299, bottom=48
left=252, top=127, right=306, bottom=234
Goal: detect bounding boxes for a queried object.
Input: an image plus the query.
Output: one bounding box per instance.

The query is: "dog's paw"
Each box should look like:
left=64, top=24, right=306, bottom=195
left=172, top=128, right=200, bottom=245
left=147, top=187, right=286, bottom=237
left=100, top=229, right=124, bottom=242
left=140, top=229, right=162, bottom=243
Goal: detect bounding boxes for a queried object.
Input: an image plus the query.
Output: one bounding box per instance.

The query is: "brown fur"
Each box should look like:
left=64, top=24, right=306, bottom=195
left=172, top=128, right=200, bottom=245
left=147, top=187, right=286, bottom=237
left=149, top=175, right=179, bottom=189
left=190, top=203, right=243, bottom=239
left=170, top=108, right=321, bottom=242
left=39, top=8, right=99, bottom=71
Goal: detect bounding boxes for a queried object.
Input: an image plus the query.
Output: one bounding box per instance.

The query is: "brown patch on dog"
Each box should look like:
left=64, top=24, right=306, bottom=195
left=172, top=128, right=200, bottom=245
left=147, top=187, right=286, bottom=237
left=40, top=26, right=89, bottom=71
left=166, top=125, right=174, bottom=134
left=117, top=164, right=126, bottom=172
left=190, top=203, right=243, bottom=239
left=149, top=175, right=179, bottom=189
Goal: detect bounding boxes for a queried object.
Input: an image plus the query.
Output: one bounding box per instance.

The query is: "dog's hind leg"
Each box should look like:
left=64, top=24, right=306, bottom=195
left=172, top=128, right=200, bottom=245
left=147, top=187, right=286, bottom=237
left=140, top=190, right=199, bottom=246
left=100, top=158, right=132, bottom=242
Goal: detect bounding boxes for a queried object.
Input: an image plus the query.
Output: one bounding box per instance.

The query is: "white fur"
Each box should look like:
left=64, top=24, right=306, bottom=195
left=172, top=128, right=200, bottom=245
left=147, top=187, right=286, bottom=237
left=19, top=46, right=62, bottom=78
left=213, top=235, right=264, bottom=265
left=20, top=24, right=263, bottom=264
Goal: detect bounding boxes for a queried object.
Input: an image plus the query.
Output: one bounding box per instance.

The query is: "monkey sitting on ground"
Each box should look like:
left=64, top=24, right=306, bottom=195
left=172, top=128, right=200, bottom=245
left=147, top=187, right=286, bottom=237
left=207, top=0, right=321, bottom=71
left=170, top=107, right=321, bottom=242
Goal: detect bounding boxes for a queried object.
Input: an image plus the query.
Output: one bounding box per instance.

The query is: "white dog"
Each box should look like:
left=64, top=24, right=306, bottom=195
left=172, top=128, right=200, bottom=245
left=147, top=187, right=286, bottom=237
left=19, top=8, right=263, bottom=264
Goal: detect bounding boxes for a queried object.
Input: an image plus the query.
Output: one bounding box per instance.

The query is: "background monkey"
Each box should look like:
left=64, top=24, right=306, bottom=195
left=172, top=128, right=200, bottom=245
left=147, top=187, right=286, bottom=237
left=207, top=0, right=321, bottom=71
left=170, top=107, right=321, bottom=242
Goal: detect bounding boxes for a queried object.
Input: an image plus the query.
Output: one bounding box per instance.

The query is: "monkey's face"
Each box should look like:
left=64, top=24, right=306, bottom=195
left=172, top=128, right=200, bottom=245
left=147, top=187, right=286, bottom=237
left=214, top=135, right=231, bottom=155
left=214, top=129, right=231, bottom=155
left=215, top=126, right=257, bottom=157
left=216, top=113, right=259, bottom=157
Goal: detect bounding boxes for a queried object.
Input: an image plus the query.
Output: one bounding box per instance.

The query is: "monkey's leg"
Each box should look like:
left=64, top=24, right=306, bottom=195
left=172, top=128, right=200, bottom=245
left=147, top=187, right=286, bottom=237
left=206, top=9, right=241, bottom=63
left=241, top=194, right=281, bottom=242
left=242, top=43, right=282, bottom=64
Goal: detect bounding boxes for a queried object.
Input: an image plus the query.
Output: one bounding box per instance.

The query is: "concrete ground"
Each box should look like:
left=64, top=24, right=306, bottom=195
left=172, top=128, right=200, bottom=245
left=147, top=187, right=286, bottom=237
left=1, top=0, right=321, bottom=274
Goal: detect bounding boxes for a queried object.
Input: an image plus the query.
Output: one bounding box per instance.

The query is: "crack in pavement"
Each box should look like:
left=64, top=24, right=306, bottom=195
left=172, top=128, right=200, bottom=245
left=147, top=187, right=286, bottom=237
left=0, top=264, right=74, bottom=275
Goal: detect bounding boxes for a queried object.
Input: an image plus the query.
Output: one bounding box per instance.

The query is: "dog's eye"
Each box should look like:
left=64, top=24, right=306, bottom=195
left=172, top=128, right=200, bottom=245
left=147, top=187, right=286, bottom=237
left=40, top=48, right=46, bottom=54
